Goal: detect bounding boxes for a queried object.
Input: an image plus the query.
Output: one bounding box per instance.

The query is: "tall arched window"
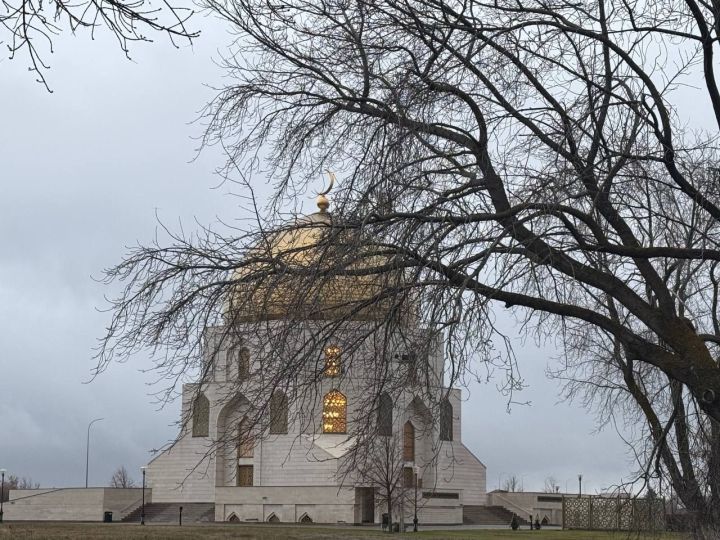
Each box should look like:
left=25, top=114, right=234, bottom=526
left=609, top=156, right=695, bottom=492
left=269, top=390, right=288, bottom=434
left=237, top=417, right=254, bottom=458
left=192, top=393, right=209, bottom=437
left=324, top=345, right=342, bottom=377
left=403, top=421, right=415, bottom=461
left=440, top=399, right=453, bottom=441
left=378, top=393, right=393, bottom=436
left=322, top=390, right=347, bottom=433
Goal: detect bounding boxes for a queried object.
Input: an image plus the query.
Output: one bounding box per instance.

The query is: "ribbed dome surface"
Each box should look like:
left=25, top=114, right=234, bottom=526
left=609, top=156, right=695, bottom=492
left=225, top=209, right=394, bottom=323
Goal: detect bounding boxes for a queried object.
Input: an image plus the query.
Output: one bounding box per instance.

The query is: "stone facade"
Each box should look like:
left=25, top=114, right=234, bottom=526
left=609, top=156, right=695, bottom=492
left=4, top=488, right=148, bottom=522
left=147, top=319, right=487, bottom=524
left=146, top=205, right=487, bottom=525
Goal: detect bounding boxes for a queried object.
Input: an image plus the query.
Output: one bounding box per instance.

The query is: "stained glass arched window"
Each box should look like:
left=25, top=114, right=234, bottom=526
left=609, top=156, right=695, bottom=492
left=440, top=399, right=453, bottom=441
left=403, top=421, right=415, bottom=461
left=269, top=390, right=288, bottom=434
left=378, top=393, right=393, bottom=436
left=324, top=345, right=342, bottom=377
left=192, top=393, right=209, bottom=437
left=322, top=390, right=347, bottom=433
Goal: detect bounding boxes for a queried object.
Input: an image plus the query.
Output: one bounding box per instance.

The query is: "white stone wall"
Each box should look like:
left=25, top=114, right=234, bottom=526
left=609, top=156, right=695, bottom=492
left=384, top=491, right=464, bottom=526
left=488, top=491, right=564, bottom=525
left=103, top=488, right=151, bottom=515
left=434, top=441, right=487, bottom=505
left=4, top=488, right=147, bottom=522
left=414, top=505, right=463, bottom=525
left=215, top=486, right=355, bottom=523
left=146, top=423, right=216, bottom=503
left=256, top=435, right=338, bottom=486
left=148, top=320, right=485, bottom=521
left=427, top=389, right=487, bottom=506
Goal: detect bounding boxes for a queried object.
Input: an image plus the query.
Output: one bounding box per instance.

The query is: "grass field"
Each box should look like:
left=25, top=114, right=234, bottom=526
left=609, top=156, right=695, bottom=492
left=0, top=523, right=683, bottom=540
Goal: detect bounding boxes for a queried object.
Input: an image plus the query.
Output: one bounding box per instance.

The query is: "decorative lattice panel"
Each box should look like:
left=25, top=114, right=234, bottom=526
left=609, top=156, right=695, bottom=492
left=617, top=498, right=634, bottom=530
left=632, top=499, right=665, bottom=531
left=563, top=497, right=590, bottom=529
left=563, top=496, right=665, bottom=531
left=591, top=498, right=619, bottom=530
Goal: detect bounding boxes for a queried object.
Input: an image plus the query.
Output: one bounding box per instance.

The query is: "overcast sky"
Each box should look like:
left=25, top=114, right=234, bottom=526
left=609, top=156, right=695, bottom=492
left=0, top=13, right=655, bottom=495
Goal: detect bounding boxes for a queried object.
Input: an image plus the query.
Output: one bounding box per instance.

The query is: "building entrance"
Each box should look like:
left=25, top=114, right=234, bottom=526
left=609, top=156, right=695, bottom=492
left=355, top=487, right=375, bottom=523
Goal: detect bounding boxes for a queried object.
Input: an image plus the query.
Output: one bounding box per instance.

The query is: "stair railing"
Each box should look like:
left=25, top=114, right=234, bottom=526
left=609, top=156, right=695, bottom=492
left=118, top=497, right=145, bottom=519
left=5, top=488, right=65, bottom=503
left=491, top=492, right=534, bottom=520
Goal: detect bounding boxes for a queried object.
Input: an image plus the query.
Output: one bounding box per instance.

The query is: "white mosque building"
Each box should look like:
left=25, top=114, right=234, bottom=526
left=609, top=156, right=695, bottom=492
left=146, top=192, right=488, bottom=525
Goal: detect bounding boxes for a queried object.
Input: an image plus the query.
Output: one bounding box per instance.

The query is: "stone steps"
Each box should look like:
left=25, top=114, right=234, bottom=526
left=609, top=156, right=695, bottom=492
left=121, top=502, right=214, bottom=524
left=463, top=505, right=531, bottom=526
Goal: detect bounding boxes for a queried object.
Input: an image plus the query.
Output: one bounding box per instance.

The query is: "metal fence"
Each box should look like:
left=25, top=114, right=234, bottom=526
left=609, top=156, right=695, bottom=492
left=563, top=496, right=665, bottom=531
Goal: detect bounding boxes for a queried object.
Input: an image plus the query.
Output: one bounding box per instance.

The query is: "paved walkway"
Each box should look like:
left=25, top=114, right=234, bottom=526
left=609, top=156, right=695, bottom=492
left=419, top=524, right=562, bottom=531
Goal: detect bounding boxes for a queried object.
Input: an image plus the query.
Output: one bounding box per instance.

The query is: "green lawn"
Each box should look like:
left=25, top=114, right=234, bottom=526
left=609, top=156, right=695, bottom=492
left=0, top=523, right=683, bottom=540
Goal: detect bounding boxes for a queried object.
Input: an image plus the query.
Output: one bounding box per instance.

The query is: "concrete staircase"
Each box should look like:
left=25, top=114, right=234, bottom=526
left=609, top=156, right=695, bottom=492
left=121, top=503, right=215, bottom=524
left=463, top=505, right=531, bottom=526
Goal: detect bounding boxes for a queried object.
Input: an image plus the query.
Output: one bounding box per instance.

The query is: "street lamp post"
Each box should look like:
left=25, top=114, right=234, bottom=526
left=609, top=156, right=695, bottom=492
left=140, top=466, right=147, bottom=525
left=85, top=418, right=103, bottom=488
left=0, top=468, right=6, bottom=524
left=578, top=474, right=583, bottom=498
left=413, top=466, right=419, bottom=532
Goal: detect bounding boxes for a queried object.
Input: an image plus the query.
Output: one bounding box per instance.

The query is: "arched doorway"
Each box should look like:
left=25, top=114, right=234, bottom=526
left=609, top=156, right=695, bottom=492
left=216, top=393, right=251, bottom=486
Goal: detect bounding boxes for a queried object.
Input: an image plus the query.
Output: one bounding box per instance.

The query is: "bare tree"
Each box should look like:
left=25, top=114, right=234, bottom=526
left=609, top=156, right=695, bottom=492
left=109, top=466, right=136, bottom=488
left=543, top=476, right=559, bottom=494
left=1, top=0, right=197, bottom=90
left=17, top=477, right=39, bottom=490
left=347, top=433, right=406, bottom=531
left=2, top=475, right=40, bottom=501
left=100, top=0, right=720, bottom=535
left=502, top=475, right=523, bottom=493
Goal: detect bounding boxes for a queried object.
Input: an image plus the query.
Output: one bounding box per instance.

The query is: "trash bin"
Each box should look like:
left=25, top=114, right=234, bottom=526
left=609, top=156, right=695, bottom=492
left=392, top=523, right=400, bottom=532
left=103, top=511, right=113, bottom=523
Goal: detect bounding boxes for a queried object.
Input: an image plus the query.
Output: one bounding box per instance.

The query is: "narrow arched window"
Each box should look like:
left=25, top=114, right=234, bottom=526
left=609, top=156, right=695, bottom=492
left=237, top=417, right=254, bottom=458
left=227, top=347, right=250, bottom=381
left=192, top=393, right=209, bottom=437
left=440, top=399, right=453, bottom=441
left=378, top=393, right=393, bottom=436
left=237, top=347, right=250, bottom=379
left=324, top=345, right=341, bottom=377
left=322, top=390, right=347, bottom=433
left=403, top=421, right=415, bottom=461
left=269, top=390, right=288, bottom=434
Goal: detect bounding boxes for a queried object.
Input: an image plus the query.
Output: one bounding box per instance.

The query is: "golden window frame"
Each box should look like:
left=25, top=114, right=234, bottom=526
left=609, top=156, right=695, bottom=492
left=323, top=345, right=342, bottom=377
left=322, top=389, right=347, bottom=433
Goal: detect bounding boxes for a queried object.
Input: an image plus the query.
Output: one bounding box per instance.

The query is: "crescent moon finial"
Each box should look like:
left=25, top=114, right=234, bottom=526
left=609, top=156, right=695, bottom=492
left=319, top=170, right=335, bottom=196
left=316, top=170, right=335, bottom=212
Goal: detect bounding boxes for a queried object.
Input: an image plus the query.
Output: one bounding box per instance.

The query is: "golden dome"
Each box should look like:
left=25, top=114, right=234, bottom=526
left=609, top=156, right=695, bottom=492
left=225, top=200, right=396, bottom=323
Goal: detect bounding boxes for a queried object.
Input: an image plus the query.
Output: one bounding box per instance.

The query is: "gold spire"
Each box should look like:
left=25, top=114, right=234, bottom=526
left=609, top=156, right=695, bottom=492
left=316, top=170, right=335, bottom=213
